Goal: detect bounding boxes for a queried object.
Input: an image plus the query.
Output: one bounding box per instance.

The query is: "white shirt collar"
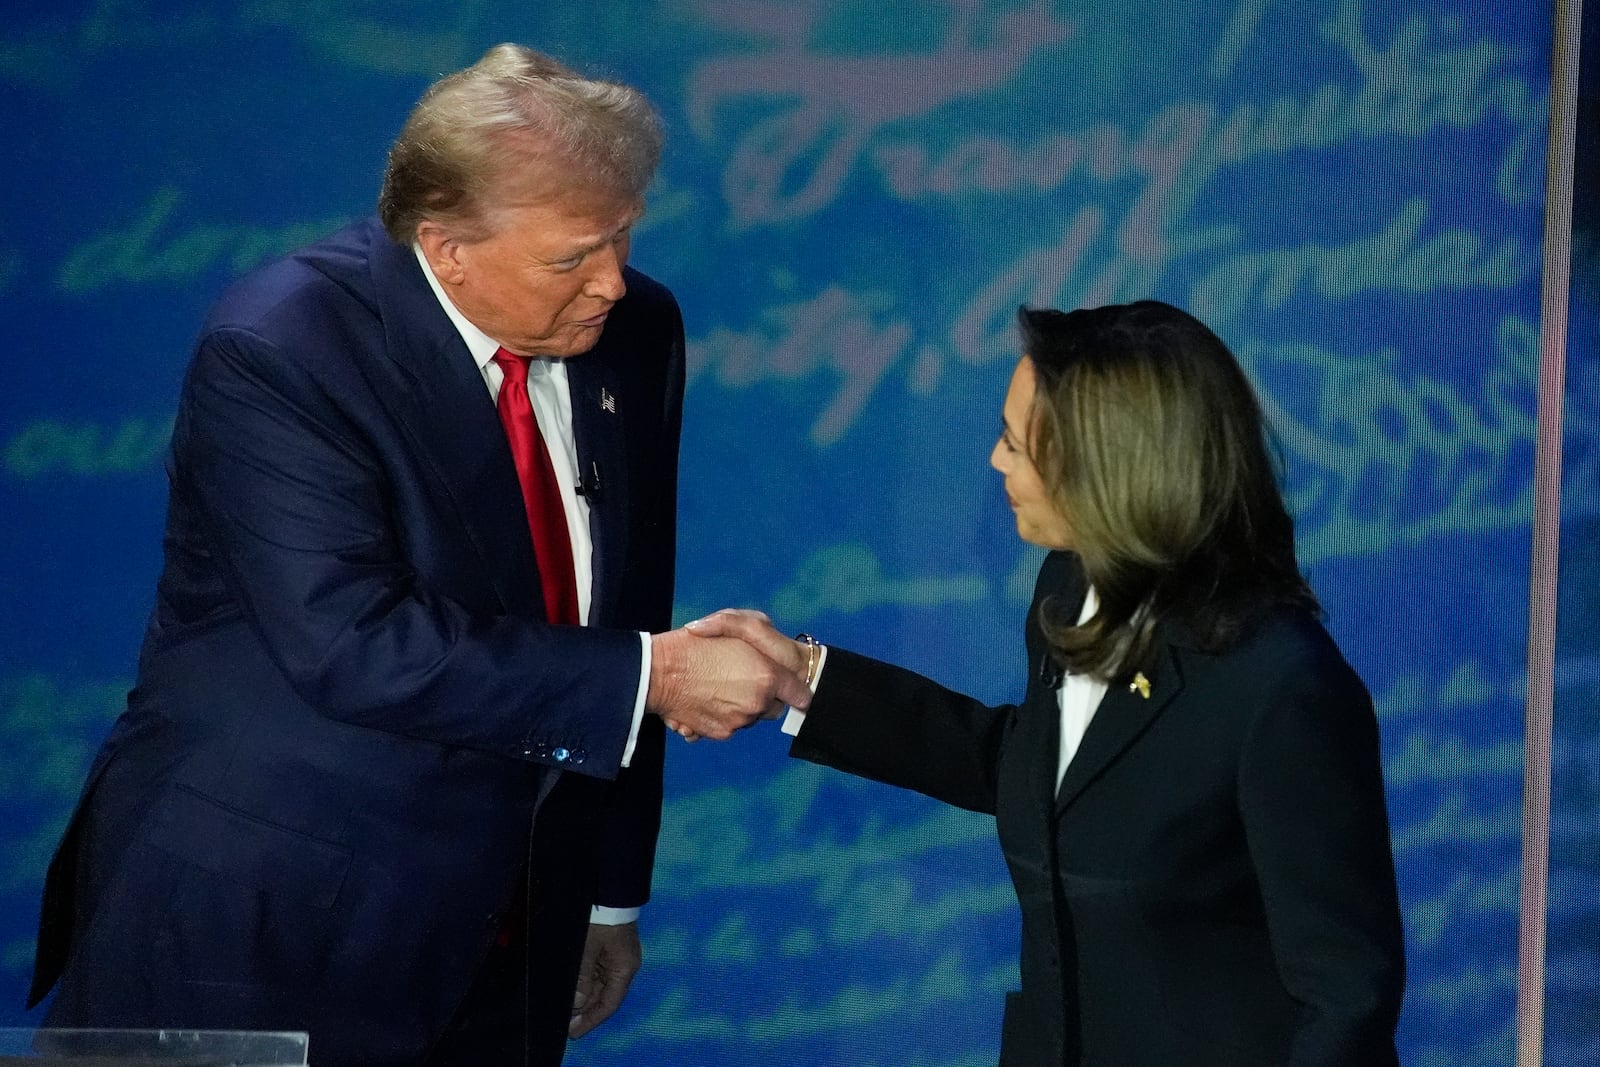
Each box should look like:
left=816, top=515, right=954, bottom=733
left=412, top=243, right=503, bottom=374
left=1078, top=585, right=1098, bottom=624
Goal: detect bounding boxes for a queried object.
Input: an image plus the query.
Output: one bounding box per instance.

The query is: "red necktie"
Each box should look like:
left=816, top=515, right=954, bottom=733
left=491, top=348, right=580, bottom=625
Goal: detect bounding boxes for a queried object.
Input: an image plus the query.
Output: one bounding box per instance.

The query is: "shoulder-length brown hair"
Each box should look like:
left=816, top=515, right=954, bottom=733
left=1019, top=301, right=1318, bottom=681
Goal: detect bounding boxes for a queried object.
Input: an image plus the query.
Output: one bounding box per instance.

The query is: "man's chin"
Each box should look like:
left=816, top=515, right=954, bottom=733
left=527, top=321, right=608, bottom=359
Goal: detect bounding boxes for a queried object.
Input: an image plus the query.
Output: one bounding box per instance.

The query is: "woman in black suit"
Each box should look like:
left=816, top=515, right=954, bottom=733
left=691, top=300, right=1405, bottom=1066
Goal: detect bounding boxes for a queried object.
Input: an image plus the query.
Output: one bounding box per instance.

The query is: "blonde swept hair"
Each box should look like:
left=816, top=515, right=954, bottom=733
left=378, top=43, right=662, bottom=244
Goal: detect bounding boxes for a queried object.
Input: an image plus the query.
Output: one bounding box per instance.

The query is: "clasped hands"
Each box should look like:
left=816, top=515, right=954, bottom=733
left=645, top=609, right=809, bottom=741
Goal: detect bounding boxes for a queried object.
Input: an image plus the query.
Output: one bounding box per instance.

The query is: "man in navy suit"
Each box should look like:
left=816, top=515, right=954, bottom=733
left=28, top=43, right=808, bottom=1067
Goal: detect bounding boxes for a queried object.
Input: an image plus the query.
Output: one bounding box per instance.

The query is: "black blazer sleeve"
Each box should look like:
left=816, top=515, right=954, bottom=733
left=790, top=552, right=1079, bottom=814
left=1237, top=648, right=1406, bottom=1064
left=789, top=645, right=1016, bottom=814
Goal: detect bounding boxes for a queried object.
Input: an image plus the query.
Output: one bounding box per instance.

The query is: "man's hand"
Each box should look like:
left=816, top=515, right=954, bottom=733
left=569, top=921, right=642, bottom=1038
left=686, top=609, right=807, bottom=675
left=647, top=618, right=811, bottom=741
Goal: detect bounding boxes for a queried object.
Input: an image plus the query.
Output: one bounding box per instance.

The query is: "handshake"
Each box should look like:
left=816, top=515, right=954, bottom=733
left=644, top=609, right=812, bottom=742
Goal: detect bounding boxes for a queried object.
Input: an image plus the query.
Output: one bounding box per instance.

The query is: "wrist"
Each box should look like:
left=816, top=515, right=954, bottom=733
left=645, top=630, right=685, bottom=714
left=795, top=633, right=821, bottom=687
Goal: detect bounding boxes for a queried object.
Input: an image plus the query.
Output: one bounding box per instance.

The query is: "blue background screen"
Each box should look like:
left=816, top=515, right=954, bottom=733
left=2, top=3, right=1595, bottom=1065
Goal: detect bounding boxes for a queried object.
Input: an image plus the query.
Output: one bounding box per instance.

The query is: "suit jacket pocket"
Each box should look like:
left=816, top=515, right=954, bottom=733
left=147, top=784, right=351, bottom=908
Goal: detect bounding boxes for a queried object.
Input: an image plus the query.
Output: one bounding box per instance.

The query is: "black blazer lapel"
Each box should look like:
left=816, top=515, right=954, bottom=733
left=566, top=342, right=630, bottom=629
left=1054, top=641, right=1186, bottom=815
left=364, top=228, right=544, bottom=617
left=1020, top=554, right=1082, bottom=821
left=1018, top=675, right=1066, bottom=828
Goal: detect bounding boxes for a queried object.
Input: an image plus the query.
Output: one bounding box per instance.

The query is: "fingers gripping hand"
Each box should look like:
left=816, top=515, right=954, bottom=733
left=647, top=622, right=811, bottom=741
left=662, top=714, right=703, bottom=742
left=662, top=611, right=811, bottom=742
left=685, top=609, right=807, bottom=677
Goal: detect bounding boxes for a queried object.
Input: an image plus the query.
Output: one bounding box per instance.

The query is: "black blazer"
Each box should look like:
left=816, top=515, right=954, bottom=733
left=791, top=551, right=1405, bottom=1067
left=30, top=219, right=683, bottom=1065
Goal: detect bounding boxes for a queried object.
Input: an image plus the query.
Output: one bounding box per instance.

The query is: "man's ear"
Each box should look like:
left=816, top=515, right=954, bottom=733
left=416, top=221, right=465, bottom=284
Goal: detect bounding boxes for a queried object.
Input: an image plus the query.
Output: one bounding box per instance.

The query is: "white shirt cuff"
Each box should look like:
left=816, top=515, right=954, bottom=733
left=780, top=644, right=828, bottom=736
left=590, top=905, right=641, bottom=926
left=620, top=632, right=650, bottom=768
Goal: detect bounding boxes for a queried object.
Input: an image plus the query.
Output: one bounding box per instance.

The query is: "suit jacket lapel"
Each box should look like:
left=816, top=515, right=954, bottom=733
left=566, top=339, right=630, bottom=628
left=1054, top=640, right=1186, bottom=815
left=1023, top=675, right=1065, bottom=826
left=365, top=226, right=544, bottom=617
left=1019, top=556, right=1083, bottom=822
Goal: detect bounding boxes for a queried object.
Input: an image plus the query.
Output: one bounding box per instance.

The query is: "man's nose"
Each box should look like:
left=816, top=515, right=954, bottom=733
left=585, top=245, right=627, bottom=302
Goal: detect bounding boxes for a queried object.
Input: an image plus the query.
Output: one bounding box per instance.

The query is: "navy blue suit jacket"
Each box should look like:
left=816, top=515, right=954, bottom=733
left=29, top=218, right=683, bottom=1064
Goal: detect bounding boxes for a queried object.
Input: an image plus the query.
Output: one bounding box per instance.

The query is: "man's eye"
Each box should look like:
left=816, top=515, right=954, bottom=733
left=551, top=255, right=584, bottom=271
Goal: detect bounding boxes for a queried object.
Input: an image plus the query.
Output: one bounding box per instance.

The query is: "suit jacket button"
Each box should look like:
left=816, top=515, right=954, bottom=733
left=554, top=747, right=571, bottom=762
left=569, top=748, right=587, bottom=765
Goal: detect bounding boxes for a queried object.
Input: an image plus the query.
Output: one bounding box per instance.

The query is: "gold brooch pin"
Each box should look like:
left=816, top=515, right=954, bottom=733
left=1129, top=672, right=1151, bottom=700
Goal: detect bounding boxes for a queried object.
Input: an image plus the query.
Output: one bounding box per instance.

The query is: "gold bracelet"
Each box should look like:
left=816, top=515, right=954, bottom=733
left=795, top=632, right=820, bottom=687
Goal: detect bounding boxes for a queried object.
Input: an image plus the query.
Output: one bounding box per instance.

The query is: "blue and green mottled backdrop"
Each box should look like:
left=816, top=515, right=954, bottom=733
left=3, top=2, right=1594, bottom=1065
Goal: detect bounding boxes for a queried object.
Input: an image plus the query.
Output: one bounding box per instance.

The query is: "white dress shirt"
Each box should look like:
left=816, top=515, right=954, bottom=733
left=1055, top=588, right=1108, bottom=789
left=415, top=245, right=647, bottom=925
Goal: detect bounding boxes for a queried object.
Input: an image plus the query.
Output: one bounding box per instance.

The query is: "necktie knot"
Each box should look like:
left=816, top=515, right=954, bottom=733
left=491, top=346, right=529, bottom=387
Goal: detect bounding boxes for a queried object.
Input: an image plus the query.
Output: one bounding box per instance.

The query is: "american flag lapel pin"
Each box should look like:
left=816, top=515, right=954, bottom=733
left=601, top=388, right=616, bottom=413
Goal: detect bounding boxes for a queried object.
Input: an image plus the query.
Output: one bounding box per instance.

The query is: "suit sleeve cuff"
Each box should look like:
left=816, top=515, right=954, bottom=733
left=780, top=644, right=828, bottom=736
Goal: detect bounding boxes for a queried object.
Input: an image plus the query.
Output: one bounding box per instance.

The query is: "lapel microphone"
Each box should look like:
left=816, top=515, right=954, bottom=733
left=1038, top=655, right=1063, bottom=689
left=575, top=461, right=602, bottom=500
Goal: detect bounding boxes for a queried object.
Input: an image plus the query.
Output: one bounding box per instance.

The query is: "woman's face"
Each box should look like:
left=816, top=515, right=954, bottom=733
left=990, top=356, right=1073, bottom=550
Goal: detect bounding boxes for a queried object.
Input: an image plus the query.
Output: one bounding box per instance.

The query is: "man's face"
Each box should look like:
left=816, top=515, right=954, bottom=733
left=421, top=185, right=643, bottom=358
